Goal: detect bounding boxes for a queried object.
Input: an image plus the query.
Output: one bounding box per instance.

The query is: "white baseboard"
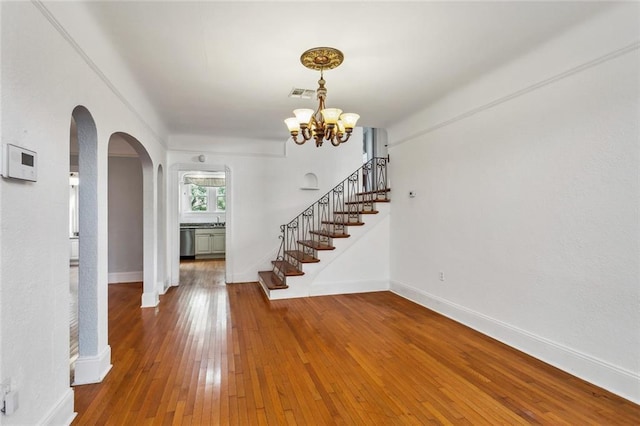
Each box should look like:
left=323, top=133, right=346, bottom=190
left=39, top=388, right=76, bottom=426
left=141, top=291, right=159, bottom=308
left=390, top=280, right=640, bottom=404
left=108, top=271, right=143, bottom=284
left=73, top=345, right=112, bottom=386
left=310, top=279, right=389, bottom=297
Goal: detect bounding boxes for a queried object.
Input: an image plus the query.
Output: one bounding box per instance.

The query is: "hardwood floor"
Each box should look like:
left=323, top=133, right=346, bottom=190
left=72, top=260, right=640, bottom=424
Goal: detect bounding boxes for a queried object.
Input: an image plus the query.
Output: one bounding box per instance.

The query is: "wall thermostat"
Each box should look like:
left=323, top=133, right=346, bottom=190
left=2, top=144, right=37, bottom=182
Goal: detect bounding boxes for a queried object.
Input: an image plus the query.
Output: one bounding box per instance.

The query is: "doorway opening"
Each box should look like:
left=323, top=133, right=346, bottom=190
left=178, top=169, right=229, bottom=282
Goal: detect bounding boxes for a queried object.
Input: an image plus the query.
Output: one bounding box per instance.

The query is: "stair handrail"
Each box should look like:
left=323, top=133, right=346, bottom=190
left=272, top=157, right=389, bottom=285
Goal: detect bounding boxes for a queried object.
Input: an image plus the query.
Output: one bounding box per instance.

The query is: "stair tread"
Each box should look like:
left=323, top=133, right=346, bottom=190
left=355, top=188, right=391, bottom=196
left=271, top=260, right=304, bottom=276
left=345, top=200, right=390, bottom=205
left=285, top=250, right=320, bottom=263
left=322, top=220, right=365, bottom=226
left=298, top=240, right=335, bottom=250
left=258, top=271, right=288, bottom=290
left=309, top=230, right=350, bottom=238
left=345, top=200, right=373, bottom=205
left=333, top=210, right=379, bottom=215
left=352, top=198, right=391, bottom=203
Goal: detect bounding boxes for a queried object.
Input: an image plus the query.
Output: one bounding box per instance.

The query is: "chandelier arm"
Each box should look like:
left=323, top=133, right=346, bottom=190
left=300, top=126, right=312, bottom=141
left=324, top=125, right=335, bottom=143
left=333, top=131, right=351, bottom=145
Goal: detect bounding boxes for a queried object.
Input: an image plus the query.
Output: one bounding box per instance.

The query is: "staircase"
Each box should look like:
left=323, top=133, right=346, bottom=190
left=258, top=157, right=390, bottom=299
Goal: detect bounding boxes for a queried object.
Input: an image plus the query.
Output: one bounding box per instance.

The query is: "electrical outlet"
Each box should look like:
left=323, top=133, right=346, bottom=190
left=439, top=271, right=445, bottom=281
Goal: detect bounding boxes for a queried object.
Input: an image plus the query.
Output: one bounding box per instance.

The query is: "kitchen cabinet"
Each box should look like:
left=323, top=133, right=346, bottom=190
left=195, top=233, right=213, bottom=254
left=195, top=228, right=225, bottom=258
left=211, top=233, right=225, bottom=253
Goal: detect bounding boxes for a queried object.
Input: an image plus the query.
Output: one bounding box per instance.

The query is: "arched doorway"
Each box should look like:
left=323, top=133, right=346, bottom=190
left=110, top=132, right=158, bottom=307
left=107, top=136, right=143, bottom=292
left=71, top=106, right=112, bottom=385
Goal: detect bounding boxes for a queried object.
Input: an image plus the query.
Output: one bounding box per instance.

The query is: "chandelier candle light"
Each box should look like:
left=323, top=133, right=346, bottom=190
left=285, top=47, right=360, bottom=147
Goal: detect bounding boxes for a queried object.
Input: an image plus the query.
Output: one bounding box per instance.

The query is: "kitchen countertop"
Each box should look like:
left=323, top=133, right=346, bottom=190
left=180, top=223, right=225, bottom=229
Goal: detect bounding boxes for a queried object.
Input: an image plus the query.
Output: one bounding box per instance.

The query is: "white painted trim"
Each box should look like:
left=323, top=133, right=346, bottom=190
left=141, top=291, right=159, bottom=308
left=38, top=388, right=76, bottom=426
left=169, top=163, right=234, bottom=287
left=108, top=271, right=143, bottom=284
left=31, top=1, right=166, bottom=147
left=73, top=346, right=112, bottom=386
left=390, top=280, right=640, bottom=404
left=310, top=279, right=390, bottom=297
left=167, top=146, right=286, bottom=159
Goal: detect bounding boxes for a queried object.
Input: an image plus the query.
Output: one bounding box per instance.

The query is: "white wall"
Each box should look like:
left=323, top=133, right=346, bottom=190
left=108, top=156, right=143, bottom=283
left=0, top=2, right=167, bottom=424
left=311, top=213, right=390, bottom=296
left=388, top=4, right=639, bottom=403
left=167, top=129, right=364, bottom=284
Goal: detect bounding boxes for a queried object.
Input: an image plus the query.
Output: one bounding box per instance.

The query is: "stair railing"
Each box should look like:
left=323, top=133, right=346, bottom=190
left=273, top=157, right=389, bottom=284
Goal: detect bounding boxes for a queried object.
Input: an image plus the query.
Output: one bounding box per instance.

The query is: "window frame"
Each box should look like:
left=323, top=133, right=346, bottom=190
left=185, top=183, right=226, bottom=214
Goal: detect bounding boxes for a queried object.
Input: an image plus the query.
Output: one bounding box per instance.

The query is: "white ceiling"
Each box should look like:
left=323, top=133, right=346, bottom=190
left=84, top=1, right=612, bottom=142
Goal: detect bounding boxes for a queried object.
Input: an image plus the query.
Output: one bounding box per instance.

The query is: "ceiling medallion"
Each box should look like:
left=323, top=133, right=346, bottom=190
left=300, top=47, right=344, bottom=71
left=284, top=47, right=359, bottom=147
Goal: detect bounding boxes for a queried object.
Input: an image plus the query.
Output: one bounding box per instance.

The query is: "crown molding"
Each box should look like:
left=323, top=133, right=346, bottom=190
left=31, top=0, right=167, bottom=148
left=391, top=41, right=640, bottom=147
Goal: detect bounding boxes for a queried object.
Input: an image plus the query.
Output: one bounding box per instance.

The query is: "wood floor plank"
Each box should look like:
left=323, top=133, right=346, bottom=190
left=72, top=260, right=640, bottom=425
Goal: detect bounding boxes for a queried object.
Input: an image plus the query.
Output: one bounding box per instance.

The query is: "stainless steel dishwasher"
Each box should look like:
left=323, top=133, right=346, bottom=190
left=179, top=227, right=195, bottom=257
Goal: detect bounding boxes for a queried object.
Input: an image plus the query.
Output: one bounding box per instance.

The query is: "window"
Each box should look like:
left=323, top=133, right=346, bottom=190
left=188, top=184, right=225, bottom=213
left=216, top=187, right=226, bottom=211
left=190, top=184, right=208, bottom=211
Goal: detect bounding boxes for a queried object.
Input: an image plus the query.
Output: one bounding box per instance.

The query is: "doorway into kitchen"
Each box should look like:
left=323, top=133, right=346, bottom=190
left=179, top=171, right=227, bottom=270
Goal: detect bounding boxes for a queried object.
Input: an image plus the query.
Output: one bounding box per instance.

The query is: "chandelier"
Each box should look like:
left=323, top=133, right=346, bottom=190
left=284, top=47, right=360, bottom=147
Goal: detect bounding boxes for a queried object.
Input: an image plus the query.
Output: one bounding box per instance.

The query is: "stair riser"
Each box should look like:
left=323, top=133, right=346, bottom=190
left=332, top=213, right=363, bottom=223
left=321, top=223, right=348, bottom=234
left=297, top=246, right=318, bottom=259
left=310, top=224, right=349, bottom=237
left=355, top=194, right=389, bottom=202
left=284, top=254, right=301, bottom=269
left=311, top=234, right=332, bottom=244
left=344, top=202, right=375, bottom=211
